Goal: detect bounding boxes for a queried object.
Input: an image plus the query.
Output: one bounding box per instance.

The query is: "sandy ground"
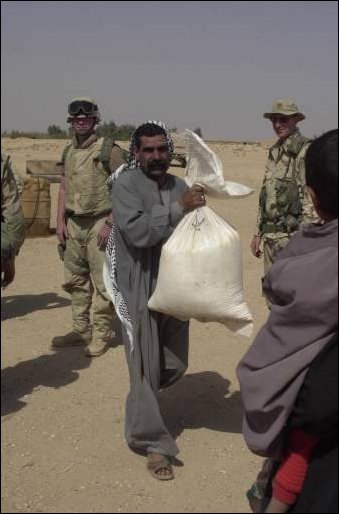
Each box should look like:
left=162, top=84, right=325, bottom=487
left=1, top=137, right=270, bottom=513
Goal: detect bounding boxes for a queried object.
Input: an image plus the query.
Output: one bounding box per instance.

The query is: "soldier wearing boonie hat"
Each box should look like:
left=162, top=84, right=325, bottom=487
left=250, top=99, right=318, bottom=301
left=52, top=96, right=125, bottom=356
left=263, top=99, right=305, bottom=121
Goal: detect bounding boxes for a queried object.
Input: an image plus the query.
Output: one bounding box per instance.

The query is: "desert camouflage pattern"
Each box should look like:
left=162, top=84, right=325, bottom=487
left=263, top=99, right=305, bottom=120
left=60, top=132, right=124, bottom=341
left=257, top=129, right=318, bottom=272
left=63, top=215, right=115, bottom=341
left=1, top=153, right=25, bottom=263
left=263, top=234, right=290, bottom=274
left=63, top=135, right=113, bottom=216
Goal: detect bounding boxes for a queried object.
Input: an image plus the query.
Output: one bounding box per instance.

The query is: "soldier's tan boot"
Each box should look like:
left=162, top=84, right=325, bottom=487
left=52, top=330, right=92, bottom=348
left=84, top=339, right=110, bottom=357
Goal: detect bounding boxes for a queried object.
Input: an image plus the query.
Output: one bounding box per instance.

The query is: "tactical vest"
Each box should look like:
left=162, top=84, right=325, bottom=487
left=259, top=132, right=311, bottom=234
left=64, top=137, right=112, bottom=216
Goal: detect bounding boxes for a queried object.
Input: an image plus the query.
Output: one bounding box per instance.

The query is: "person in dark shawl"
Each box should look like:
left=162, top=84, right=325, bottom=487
left=105, top=121, right=206, bottom=480
left=237, top=129, right=338, bottom=512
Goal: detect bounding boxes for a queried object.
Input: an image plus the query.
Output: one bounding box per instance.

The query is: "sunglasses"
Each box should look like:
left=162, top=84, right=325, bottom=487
left=68, top=100, right=98, bottom=116
left=270, top=116, right=294, bottom=124
left=140, top=144, right=169, bottom=154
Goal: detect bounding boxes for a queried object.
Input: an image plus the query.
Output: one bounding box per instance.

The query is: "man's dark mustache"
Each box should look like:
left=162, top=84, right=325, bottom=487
left=148, top=161, right=168, bottom=171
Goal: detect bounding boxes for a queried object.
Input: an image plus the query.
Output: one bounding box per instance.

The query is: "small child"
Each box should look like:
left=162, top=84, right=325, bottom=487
left=238, top=129, right=338, bottom=513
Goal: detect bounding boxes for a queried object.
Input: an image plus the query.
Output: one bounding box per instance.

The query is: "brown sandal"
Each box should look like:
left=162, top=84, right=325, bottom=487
left=146, top=455, right=174, bottom=481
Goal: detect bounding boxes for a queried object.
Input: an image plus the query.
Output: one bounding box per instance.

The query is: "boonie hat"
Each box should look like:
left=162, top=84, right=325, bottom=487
left=263, top=99, right=305, bottom=121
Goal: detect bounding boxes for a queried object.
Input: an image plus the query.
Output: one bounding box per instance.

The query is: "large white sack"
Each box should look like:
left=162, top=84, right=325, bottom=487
left=148, top=206, right=253, bottom=337
left=184, top=129, right=253, bottom=198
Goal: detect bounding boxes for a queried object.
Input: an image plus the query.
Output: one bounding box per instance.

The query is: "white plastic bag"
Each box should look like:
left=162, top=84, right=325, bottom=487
left=148, top=130, right=253, bottom=336
left=184, top=129, right=253, bottom=197
left=148, top=206, right=253, bottom=336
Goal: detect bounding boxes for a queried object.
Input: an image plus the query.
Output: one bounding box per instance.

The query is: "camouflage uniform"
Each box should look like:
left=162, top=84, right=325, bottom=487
left=61, top=134, right=124, bottom=343
left=257, top=129, right=318, bottom=273
left=14, top=175, right=25, bottom=196
left=1, top=153, right=25, bottom=265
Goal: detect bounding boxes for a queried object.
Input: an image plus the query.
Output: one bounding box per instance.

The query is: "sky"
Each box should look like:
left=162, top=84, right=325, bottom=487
left=1, top=1, right=338, bottom=139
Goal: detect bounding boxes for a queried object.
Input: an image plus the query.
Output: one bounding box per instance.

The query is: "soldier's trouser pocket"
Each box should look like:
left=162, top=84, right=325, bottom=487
left=263, top=236, right=290, bottom=273
left=63, top=233, right=93, bottom=332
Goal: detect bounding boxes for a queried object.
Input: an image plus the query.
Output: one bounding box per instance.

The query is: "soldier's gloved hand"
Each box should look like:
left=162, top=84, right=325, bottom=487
left=251, top=235, right=263, bottom=258
left=2, top=256, right=16, bottom=287
left=56, top=220, right=69, bottom=246
left=97, top=224, right=111, bottom=251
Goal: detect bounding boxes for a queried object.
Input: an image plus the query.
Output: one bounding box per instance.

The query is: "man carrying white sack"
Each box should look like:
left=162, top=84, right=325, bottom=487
left=148, top=129, right=253, bottom=336
left=105, top=121, right=205, bottom=481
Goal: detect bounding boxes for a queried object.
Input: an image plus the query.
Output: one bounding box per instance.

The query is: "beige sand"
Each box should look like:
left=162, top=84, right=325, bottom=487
left=1, top=137, right=270, bottom=513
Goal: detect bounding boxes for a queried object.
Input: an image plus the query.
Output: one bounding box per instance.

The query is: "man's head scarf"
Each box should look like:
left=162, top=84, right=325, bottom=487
left=104, top=120, right=175, bottom=353
left=125, top=119, right=174, bottom=170
left=108, top=119, right=174, bottom=187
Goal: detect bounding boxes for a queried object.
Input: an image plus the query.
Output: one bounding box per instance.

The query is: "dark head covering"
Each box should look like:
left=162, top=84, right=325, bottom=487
left=237, top=220, right=338, bottom=459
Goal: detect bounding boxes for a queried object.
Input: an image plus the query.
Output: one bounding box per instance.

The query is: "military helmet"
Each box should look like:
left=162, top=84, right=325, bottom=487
left=263, top=99, right=305, bottom=121
left=67, top=96, right=101, bottom=123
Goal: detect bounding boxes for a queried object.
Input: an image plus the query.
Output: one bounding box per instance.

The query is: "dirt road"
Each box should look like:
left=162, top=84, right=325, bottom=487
left=1, top=138, right=268, bottom=513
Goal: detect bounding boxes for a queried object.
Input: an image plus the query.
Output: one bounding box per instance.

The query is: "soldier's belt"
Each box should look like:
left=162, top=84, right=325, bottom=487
left=67, top=211, right=111, bottom=219
left=262, top=222, right=294, bottom=234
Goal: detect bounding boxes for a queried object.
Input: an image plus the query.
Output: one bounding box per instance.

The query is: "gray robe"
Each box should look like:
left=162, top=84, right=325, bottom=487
left=112, top=168, right=189, bottom=456
left=237, top=219, right=338, bottom=459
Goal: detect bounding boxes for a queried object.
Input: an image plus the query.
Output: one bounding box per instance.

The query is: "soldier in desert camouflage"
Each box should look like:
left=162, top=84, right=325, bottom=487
left=52, top=97, right=125, bottom=357
left=251, top=99, right=318, bottom=274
